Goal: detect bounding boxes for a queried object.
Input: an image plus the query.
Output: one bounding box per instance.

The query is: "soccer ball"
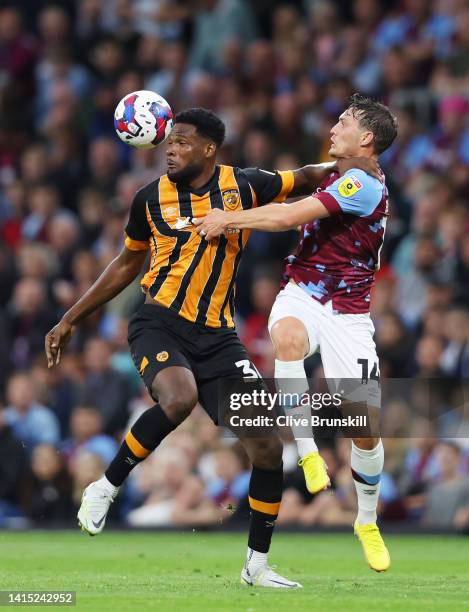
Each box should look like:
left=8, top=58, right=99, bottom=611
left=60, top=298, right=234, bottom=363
left=114, top=90, right=173, bottom=149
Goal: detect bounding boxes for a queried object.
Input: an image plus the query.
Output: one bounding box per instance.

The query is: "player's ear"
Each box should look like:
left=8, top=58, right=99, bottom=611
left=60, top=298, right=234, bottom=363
left=361, top=130, right=374, bottom=148
left=205, top=142, right=216, bottom=158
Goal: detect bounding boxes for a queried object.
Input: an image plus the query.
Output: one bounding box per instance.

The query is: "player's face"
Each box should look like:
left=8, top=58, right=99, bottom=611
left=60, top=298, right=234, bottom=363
left=329, top=109, right=368, bottom=158
left=166, top=123, right=212, bottom=183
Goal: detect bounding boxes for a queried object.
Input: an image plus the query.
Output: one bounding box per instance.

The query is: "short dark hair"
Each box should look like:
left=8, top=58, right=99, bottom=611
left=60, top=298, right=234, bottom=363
left=174, top=108, right=226, bottom=147
left=347, top=93, right=398, bottom=154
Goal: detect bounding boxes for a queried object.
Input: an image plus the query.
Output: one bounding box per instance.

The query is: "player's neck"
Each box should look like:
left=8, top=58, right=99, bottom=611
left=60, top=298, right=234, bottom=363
left=189, top=165, right=217, bottom=191
left=345, top=151, right=378, bottom=161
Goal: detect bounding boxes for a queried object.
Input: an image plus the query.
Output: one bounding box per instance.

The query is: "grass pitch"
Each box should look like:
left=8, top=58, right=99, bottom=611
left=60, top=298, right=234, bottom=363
left=1, top=530, right=468, bottom=611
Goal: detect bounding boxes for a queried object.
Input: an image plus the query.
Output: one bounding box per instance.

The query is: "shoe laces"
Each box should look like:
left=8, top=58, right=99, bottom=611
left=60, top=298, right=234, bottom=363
left=261, top=566, right=297, bottom=586
left=298, top=456, right=314, bottom=467
left=86, top=487, right=114, bottom=513
left=298, top=454, right=327, bottom=470
left=259, top=565, right=281, bottom=579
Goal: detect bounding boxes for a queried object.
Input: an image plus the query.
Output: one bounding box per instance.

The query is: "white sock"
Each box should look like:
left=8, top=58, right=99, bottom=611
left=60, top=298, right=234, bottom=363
left=351, top=440, right=384, bottom=525
left=274, top=359, right=318, bottom=457
left=245, top=547, right=268, bottom=574
left=99, top=475, right=119, bottom=496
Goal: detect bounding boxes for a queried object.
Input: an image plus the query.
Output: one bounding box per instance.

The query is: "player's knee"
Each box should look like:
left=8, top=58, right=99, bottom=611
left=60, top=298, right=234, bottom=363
left=353, top=437, right=380, bottom=451
left=271, top=319, right=308, bottom=360
left=152, top=384, right=198, bottom=424
left=251, top=437, right=283, bottom=470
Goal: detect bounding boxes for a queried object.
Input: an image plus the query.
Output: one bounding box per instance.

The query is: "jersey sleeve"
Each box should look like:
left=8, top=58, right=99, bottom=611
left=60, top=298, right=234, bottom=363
left=240, top=167, right=294, bottom=205
left=315, top=169, right=383, bottom=217
left=124, top=187, right=151, bottom=251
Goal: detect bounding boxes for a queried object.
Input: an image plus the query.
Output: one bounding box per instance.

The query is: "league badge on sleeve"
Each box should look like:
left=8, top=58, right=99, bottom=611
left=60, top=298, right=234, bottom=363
left=338, top=175, right=363, bottom=197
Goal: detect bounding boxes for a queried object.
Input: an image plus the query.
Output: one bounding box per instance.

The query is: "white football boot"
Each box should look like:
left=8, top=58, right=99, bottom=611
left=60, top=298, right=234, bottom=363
left=77, top=477, right=119, bottom=536
left=241, top=565, right=303, bottom=588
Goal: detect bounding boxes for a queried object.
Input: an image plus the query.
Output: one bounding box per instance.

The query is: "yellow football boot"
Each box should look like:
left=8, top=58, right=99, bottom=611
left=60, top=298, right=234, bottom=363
left=354, top=521, right=391, bottom=572
left=298, top=451, right=330, bottom=494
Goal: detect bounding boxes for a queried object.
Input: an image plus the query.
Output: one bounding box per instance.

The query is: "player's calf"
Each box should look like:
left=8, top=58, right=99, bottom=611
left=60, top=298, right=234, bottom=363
left=238, top=435, right=302, bottom=587
left=351, top=438, right=383, bottom=525
left=350, top=438, right=390, bottom=571
left=271, top=316, right=319, bottom=460
left=243, top=436, right=283, bottom=470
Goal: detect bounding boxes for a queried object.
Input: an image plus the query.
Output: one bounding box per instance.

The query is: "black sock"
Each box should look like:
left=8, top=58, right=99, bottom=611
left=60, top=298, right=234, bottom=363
left=247, top=464, right=283, bottom=553
left=105, top=404, right=176, bottom=486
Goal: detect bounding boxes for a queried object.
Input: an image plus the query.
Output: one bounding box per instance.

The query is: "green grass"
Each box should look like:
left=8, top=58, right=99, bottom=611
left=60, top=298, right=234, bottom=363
left=0, top=531, right=468, bottom=611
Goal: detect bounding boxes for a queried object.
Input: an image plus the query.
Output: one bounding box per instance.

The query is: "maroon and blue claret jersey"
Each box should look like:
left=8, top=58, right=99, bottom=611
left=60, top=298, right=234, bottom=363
left=282, top=168, right=388, bottom=314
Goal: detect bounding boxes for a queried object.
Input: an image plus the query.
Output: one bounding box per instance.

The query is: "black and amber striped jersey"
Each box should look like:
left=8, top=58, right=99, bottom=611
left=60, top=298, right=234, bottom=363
left=124, top=164, right=294, bottom=328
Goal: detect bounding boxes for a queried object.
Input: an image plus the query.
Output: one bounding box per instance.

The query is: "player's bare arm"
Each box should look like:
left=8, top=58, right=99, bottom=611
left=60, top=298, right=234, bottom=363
left=290, top=156, right=381, bottom=196
left=194, top=196, right=329, bottom=240
left=45, top=246, right=147, bottom=367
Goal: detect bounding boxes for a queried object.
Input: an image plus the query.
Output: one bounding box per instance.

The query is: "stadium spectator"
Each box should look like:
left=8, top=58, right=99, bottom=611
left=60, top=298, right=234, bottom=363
left=30, top=357, right=78, bottom=439
left=423, top=442, right=469, bottom=528
left=4, top=372, right=60, bottom=450
left=126, top=446, right=192, bottom=526
left=375, top=311, right=415, bottom=377
left=440, top=306, right=469, bottom=378
left=69, top=449, right=106, bottom=507
left=190, top=0, right=258, bottom=72
left=3, top=277, right=57, bottom=373
left=61, top=405, right=119, bottom=466
left=21, top=443, right=74, bottom=523
left=79, top=337, right=133, bottom=436
left=205, top=447, right=250, bottom=509
left=0, top=405, right=27, bottom=524
left=127, top=442, right=231, bottom=527
left=0, top=7, right=38, bottom=109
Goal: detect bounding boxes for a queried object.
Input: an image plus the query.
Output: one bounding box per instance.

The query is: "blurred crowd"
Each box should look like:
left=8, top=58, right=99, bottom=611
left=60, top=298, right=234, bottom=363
left=1, top=0, right=469, bottom=531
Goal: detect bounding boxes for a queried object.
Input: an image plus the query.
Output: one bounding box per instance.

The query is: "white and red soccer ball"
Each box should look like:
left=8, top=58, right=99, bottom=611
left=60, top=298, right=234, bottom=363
left=114, top=90, right=173, bottom=149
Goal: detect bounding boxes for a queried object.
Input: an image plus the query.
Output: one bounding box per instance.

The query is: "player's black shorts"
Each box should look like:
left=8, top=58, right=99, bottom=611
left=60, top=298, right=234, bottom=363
left=128, top=303, right=260, bottom=424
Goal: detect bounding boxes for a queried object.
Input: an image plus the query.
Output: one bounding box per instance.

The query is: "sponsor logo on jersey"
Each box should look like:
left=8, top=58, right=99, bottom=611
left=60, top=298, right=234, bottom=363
left=338, top=174, right=362, bottom=197
left=174, top=216, right=194, bottom=230
left=222, top=189, right=240, bottom=210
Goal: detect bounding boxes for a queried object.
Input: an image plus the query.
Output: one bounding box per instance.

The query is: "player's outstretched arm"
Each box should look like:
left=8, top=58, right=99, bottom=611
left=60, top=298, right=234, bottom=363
left=45, top=246, right=147, bottom=367
left=290, top=157, right=381, bottom=197
left=194, top=196, right=329, bottom=239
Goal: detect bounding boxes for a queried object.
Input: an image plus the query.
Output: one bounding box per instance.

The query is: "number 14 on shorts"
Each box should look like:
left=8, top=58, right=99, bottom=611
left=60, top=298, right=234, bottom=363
left=357, top=358, right=380, bottom=383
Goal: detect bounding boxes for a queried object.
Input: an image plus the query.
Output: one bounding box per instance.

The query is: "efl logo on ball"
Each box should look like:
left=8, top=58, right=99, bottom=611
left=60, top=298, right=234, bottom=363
left=114, top=90, right=173, bottom=149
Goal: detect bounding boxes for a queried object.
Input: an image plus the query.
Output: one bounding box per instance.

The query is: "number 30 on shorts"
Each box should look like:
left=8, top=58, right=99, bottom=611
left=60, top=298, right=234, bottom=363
left=235, top=359, right=261, bottom=379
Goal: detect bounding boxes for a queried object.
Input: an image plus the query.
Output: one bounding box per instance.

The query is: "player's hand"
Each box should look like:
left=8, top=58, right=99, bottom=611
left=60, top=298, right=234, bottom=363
left=193, top=209, right=229, bottom=241
left=337, top=157, right=381, bottom=181
left=45, top=319, right=75, bottom=368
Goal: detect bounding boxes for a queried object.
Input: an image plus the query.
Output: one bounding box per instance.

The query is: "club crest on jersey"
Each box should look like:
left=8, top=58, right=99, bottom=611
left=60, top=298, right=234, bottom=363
left=338, top=175, right=362, bottom=197
left=156, top=351, right=169, bottom=362
left=222, top=189, right=240, bottom=210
